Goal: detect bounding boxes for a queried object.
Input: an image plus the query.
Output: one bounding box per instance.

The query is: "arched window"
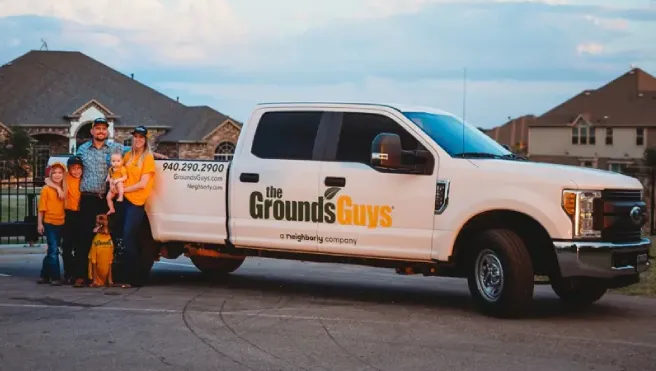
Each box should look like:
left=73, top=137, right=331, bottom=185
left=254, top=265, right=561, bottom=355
left=214, top=141, right=236, bottom=161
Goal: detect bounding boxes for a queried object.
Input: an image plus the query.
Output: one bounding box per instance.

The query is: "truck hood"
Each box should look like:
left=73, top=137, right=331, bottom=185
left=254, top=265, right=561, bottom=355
left=468, top=159, right=643, bottom=190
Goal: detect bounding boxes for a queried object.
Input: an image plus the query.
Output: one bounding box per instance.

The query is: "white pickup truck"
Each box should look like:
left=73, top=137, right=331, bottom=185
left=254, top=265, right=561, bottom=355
left=48, top=102, right=652, bottom=318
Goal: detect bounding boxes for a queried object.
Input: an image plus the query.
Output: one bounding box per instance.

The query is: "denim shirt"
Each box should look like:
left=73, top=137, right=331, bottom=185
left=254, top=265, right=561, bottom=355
left=76, top=141, right=125, bottom=193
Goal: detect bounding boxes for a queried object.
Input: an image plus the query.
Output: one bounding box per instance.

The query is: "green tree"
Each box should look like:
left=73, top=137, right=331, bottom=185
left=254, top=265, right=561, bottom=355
left=0, top=126, right=33, bottom=179
left=642, top=147, right=656, bottom=235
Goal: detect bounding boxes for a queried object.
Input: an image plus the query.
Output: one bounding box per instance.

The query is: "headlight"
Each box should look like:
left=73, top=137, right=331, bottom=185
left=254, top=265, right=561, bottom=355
left=562, top=189, right=601, bottom=239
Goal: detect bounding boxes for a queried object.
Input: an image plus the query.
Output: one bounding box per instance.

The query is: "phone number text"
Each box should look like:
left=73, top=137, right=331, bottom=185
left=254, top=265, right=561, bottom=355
left=162, top=162, right=225, bottom=173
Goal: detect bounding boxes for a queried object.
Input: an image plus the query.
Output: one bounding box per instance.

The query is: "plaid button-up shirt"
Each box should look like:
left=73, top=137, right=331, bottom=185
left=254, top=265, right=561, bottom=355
left=76, top=140, right=125, bottom=193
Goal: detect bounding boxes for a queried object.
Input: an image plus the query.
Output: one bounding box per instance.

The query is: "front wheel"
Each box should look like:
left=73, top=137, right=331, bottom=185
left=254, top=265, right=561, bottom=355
left=466, top=229, right=535, bottom=318
left=550, top=277, right=607, bottom=306
left=190, top=256, right=245, bottom=279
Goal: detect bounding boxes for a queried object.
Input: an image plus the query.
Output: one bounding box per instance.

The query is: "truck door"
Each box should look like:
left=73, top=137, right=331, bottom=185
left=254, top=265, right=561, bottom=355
left=229, top=110, right=327, bottom=253
left=316, top=110, right=438, bottom=261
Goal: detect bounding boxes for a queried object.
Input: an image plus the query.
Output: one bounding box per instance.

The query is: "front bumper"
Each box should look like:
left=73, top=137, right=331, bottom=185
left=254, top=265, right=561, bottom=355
left=554, top=238, right=651, bottom=279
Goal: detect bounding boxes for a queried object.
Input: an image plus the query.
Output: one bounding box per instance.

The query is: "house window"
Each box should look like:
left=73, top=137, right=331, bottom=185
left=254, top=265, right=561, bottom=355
left=214, top=141, right=236, bottom=161
left=636, top=128, right=644, bottom=146
left=605, top=128, right=613, bottom=145
left=123, top=138, right=133, bottom=147
left=571, top=123, right=594, bottom=145
left=589, top=127, right=595, bottom=144
left=609, top=163, right=626, bottom=173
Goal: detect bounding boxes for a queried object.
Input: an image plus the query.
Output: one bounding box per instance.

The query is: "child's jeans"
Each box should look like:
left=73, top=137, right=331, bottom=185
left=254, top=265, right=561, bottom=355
left=40, top=223, right=63, bottom=281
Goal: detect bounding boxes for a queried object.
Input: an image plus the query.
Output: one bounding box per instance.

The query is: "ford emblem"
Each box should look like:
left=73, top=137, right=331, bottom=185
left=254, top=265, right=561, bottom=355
left=630, top=206, right=645, bottom=225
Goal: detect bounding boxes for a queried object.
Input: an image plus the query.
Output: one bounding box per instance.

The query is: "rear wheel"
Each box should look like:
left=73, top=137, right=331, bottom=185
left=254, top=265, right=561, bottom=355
left=190, top=256, right=245, bottom=279
left=550, top=277, right=607, bottom=306
left=466, top=229, right=535, bottom=318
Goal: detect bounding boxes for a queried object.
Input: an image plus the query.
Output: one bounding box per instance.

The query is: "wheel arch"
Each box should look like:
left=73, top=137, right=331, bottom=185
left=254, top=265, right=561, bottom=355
left=450, top=209, right=560, bottom=277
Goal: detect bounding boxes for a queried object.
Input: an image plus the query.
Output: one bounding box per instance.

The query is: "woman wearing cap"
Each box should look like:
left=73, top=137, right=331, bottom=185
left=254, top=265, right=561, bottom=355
left=114, top=125, right=156, bottom=288
left=37, top=161, right=67, bottom=286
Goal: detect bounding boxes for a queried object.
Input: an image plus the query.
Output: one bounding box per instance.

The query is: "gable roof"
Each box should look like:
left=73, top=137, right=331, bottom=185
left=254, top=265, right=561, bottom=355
left=531, top=67, right=656, bottom=128
left=158, top=105, right=235, bottom=142
left=0, top=50, right=240, bottom=141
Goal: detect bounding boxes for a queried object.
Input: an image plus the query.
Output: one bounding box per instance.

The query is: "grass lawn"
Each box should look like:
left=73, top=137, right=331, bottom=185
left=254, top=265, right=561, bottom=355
left=0, top=194, right=34, bottom=222
left=612, top=237, right=656, bottom=297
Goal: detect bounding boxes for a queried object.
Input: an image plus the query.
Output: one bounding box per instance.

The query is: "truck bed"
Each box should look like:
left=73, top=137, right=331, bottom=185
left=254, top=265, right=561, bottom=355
left=146, top=159, right=229, bottom=245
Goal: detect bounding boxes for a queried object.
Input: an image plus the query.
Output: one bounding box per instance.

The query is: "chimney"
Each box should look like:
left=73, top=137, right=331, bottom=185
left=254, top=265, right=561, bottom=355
left=176, top=96, right=179, bottom=102
left=130, top=73, right=134, bottom=79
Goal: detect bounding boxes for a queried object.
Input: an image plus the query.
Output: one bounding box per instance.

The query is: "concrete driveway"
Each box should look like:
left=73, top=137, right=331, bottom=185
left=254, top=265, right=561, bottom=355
left=1, top=253, right=655, bottom=371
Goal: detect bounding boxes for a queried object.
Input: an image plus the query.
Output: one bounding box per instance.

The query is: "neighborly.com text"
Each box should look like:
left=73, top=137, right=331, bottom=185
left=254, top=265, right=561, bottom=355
left=281, top=233, right=358, bottom=246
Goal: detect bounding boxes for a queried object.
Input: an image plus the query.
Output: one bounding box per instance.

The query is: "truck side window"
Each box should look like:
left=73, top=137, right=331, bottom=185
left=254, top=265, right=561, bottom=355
left=251, top=111, right=322, bottom=160
left=335, top=112, right=419, bottom=165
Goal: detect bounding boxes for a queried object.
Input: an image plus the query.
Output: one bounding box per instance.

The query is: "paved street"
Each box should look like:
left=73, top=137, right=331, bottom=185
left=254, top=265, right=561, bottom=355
left=0, top=253, right=655, bottom=371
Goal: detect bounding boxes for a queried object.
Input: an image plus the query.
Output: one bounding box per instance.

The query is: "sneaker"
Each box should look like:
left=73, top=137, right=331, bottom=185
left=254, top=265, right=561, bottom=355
left=51, top=280, right=62, bottom=286
left=36, top=278, right=49, bottom=284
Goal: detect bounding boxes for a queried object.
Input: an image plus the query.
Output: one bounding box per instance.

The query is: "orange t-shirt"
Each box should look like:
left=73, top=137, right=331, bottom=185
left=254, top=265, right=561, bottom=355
left=88, top=233, right=114, bottom=285
left=65, top=173, right=81, bottom=211
left=110, top=166, right=128, bottom=180
left=122, top=152, right=156, bottom=206
left=38, top=185, right=65, bottom=225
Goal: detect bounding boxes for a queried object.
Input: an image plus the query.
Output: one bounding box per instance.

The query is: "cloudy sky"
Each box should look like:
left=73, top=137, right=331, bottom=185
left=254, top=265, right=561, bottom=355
left=1, top=0, right=655, bottom=128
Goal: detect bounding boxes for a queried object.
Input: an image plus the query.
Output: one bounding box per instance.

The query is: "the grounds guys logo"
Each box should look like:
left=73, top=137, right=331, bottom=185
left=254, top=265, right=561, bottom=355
left=249, top=186, right=393, bottom=228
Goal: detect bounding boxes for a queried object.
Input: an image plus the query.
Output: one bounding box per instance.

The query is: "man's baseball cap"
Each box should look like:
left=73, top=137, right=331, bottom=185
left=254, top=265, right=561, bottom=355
left=92, top=117, right=109, bottom=128
left=132, top=125, right=148, bottom=137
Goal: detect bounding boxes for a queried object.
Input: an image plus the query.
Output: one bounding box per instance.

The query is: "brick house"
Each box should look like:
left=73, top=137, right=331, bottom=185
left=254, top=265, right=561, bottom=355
left=0, top=50, right=241, bottom=176
left=481, top=115, right=535, bottom=155
left=527, top=67, right=656, bottom=172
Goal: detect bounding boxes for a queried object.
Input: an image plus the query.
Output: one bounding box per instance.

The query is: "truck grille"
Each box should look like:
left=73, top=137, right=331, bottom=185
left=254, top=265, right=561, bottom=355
left=601, top=189, right=642, bottom=202
left=595, top=189, right=646, bottom=243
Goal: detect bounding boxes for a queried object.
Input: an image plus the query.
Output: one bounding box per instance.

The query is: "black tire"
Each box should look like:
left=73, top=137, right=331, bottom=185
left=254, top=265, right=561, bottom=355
left=466, top=229, right=534, bottom=318
left=190, top=256, right=245, bottom=279
left=550, top=277, right=607, bottom=306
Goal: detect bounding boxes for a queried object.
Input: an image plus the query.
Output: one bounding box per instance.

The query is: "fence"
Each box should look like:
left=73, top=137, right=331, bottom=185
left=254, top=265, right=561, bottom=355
left=0, top=157, right=46, bottom=245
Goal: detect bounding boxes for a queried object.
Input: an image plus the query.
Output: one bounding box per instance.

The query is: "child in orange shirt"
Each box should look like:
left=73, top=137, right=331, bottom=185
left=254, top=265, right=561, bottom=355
left=37, top=162, right=67, bottom=286
left=44, top=155, right=84, bottom=284
left=106, top=152, right=127, bottom=215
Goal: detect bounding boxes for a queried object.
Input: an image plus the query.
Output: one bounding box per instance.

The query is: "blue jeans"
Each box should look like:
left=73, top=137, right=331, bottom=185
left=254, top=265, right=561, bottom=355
left=40, top=223, right=63, bottom=281
left=122, top=199, right=146, bottom=285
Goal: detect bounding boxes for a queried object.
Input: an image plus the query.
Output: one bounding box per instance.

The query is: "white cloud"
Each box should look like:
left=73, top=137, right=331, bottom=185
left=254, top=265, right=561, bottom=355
left=0, top=0, right=248, bottom=64
left=1, top=0, right=636, bottom=67
left=583, top=15, right=628, bottom=30
left=576, top=42, right=605, bottom=55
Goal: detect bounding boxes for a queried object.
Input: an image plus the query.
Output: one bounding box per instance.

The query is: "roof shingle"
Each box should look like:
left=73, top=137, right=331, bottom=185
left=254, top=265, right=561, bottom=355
left=530, top=67, right=656, bottom=128
left=0, top=50, right=239, bottom=140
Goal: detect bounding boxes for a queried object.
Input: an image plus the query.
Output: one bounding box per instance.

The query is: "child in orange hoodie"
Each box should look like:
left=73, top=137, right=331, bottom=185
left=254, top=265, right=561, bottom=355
left=37, top=162, right=67, bottom=286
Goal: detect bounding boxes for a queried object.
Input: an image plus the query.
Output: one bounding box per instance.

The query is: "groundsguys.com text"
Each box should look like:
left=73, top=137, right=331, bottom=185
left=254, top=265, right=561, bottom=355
left=281, top=233, right=357, bottom=246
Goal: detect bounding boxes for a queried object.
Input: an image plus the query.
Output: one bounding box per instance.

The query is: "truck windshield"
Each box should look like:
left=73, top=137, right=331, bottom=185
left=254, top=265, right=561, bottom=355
left=403, top=111, right=512, bottom=158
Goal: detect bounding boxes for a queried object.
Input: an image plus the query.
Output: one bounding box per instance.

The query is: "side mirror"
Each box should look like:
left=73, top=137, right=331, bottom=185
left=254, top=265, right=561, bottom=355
left=502, top=144, right=511, bottom=151
left=371, top=133, right=402, bottom=169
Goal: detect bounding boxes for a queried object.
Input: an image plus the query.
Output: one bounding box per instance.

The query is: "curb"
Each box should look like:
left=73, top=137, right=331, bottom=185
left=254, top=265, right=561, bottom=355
left=0, top=245, right=46, bottom=255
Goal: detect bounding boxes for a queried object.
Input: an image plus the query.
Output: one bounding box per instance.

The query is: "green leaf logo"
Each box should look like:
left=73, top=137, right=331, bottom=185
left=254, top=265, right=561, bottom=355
left=324, top=187, right=341, bottom=200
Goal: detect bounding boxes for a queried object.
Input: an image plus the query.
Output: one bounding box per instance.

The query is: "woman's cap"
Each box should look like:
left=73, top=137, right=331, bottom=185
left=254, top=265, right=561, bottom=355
left=132, top=126, right=148, bottom=136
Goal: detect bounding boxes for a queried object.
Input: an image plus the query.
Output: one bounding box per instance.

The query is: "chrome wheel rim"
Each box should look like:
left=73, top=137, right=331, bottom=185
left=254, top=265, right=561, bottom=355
left=475, top=249, right=504, bottom=302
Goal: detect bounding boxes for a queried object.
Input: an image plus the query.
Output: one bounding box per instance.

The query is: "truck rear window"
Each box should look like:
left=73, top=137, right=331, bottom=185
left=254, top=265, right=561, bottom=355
left=251, top=111, right=322, bottom=161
